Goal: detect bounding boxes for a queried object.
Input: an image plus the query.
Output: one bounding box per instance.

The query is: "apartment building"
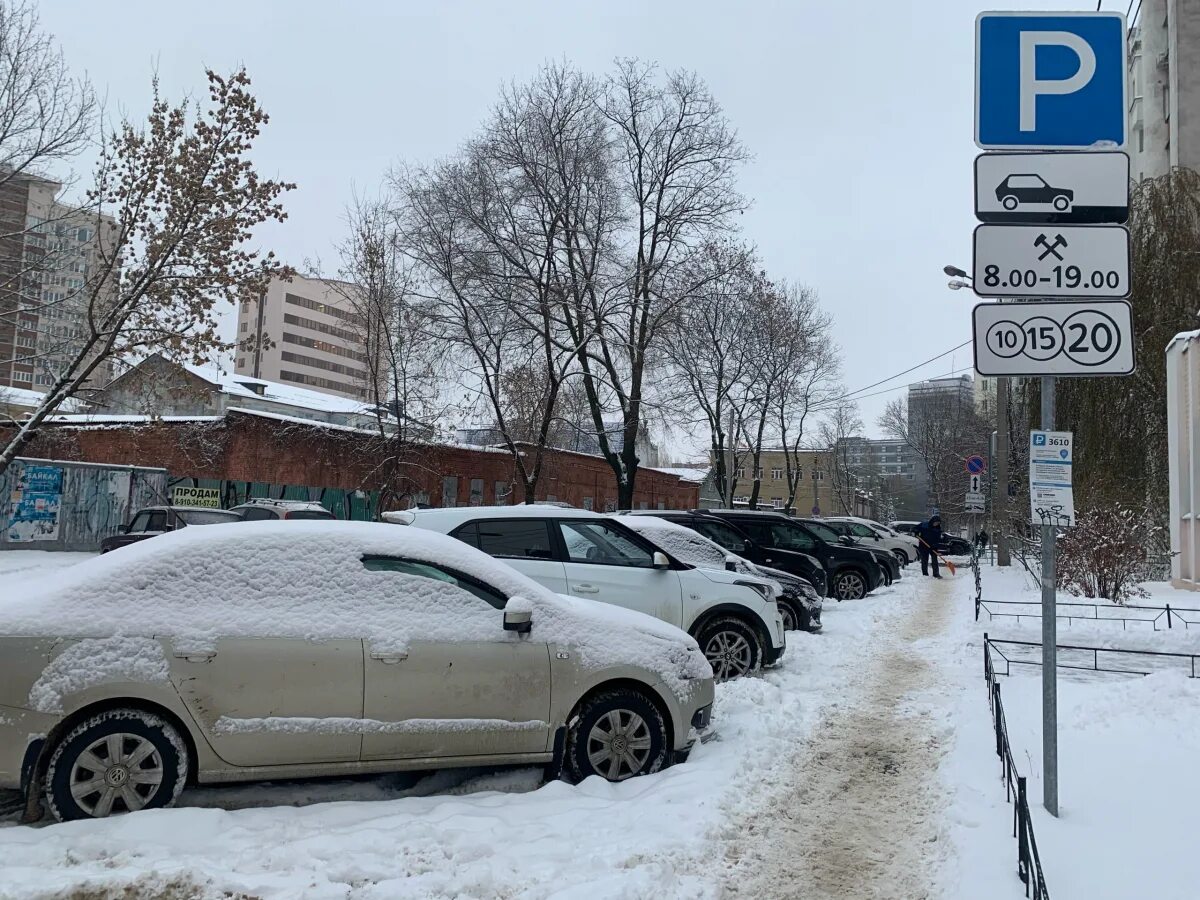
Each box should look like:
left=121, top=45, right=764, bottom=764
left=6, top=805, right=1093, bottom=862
left=0, top=173, right=115, bottom=392
left=236, top=274, right=371, bottom=400
left=1128, top=0, right=1200, bottom=182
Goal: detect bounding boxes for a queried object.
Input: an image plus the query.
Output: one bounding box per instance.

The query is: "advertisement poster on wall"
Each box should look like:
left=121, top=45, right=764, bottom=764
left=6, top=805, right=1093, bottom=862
left=7, top=464, right=64, bottom=542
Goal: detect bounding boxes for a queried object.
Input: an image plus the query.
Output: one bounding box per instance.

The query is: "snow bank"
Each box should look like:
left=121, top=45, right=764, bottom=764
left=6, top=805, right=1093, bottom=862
left=0, top=521, right=707, bottom=699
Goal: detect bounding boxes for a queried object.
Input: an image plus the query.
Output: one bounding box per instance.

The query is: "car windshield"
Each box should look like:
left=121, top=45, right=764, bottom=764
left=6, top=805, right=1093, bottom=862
left=174, top=510, right=241, bottom=526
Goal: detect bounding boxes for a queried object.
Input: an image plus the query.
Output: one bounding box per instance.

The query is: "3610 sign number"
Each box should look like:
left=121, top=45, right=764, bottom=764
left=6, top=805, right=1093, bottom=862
left=984, top=309, right=1121, bottom=367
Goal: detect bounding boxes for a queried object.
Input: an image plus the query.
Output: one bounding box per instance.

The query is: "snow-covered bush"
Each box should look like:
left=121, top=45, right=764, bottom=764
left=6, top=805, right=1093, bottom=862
left=1056, top=505, right=1154, bottom=604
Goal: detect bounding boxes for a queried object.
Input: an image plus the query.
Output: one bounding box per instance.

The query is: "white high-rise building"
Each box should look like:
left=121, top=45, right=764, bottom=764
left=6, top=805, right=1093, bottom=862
left=235, top=274, right=370, bottom=400
left=1128, top=0, right=1200, bottom=182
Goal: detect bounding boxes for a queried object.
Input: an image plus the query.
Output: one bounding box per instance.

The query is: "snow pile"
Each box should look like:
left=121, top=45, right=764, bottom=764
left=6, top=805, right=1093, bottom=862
left=28, top=637, right=169, bottom=713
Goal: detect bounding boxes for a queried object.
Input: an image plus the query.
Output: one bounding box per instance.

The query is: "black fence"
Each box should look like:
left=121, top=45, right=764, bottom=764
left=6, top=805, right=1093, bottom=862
left=985, top=635, right=1200, bottom=679
left=977, top=598, right=1200, bottom=631
left=983, top=637, right=1051, bottom=900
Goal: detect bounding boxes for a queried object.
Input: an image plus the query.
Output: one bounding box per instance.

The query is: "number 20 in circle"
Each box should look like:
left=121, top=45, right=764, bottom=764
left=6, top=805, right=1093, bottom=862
left=1062, top=309, right=1121, bottom=367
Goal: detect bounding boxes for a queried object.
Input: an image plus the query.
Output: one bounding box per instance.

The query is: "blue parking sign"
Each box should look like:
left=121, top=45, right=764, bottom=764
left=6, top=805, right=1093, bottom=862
left=976, top=11, right=1127, bottom=149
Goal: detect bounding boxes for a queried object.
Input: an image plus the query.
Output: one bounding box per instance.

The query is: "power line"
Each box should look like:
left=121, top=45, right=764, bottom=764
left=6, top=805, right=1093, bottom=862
left=811, top=364, right=975, bottom=414
left=835, top=340, right=973, bottom=403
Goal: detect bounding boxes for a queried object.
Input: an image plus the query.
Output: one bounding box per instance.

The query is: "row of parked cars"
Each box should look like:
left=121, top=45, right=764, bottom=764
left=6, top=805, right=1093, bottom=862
left=0, top=499, right=931, bottom=822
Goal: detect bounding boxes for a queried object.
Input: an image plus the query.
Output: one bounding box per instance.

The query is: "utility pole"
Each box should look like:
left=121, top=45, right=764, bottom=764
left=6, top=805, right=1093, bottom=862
left=995, top=376, right=1011, bottom=566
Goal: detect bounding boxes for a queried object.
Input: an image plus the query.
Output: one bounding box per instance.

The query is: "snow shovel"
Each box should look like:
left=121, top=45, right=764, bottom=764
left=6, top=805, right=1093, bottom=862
left=918, top=537, right=957, bottom=576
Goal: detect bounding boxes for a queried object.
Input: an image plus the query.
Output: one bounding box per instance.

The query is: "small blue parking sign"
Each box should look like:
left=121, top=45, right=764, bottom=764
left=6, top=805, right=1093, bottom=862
left=976, top=11, right=1126, bottom=149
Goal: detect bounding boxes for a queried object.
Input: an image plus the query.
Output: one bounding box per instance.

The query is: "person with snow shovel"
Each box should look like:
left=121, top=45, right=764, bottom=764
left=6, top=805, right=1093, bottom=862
left=915, top=515, right=944, bottom=578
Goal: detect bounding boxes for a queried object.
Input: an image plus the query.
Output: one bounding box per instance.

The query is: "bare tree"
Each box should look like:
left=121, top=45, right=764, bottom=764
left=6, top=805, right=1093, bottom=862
left=0, top=69, right=294, bottom=475
left=663, top=239, right=760, bottom=505
left=0, top=0, right=94, bottom=191
left=560, top=60, right=749, bottom=509
left=819, top=401, right=864, bottom=514
left=325, top=195, right=443, bottom=511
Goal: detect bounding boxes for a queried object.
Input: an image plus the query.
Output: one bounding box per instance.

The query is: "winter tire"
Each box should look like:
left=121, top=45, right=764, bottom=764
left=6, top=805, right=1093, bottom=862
left=778, top=600, right=801, bottom=632
left=696, top=616, right=762, bottom=682
left=46, top=709, right=189, bottom=822
left=833, top=569, right=867, bottom=601
left=566, top=689, right=668, bottom=783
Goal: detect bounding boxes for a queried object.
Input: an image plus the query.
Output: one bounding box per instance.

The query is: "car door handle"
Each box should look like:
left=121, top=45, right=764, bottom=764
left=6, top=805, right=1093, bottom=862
left=369, top=651, right=409, bottom=664
left=173, top=650, right=216, bottom=663
left=574, top=584, right=600, bottom=594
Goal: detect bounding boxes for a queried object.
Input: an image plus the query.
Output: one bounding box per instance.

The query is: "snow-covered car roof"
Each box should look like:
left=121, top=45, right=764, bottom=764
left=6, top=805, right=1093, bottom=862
left=618, top=515, right=746, bottom=573
left=0, top=521, right=707, bottom=689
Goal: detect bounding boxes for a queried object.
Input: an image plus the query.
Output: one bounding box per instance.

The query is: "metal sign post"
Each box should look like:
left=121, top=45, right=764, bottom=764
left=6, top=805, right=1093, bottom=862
left=975, top=8, right=1132, bottom=818
left=1039, top=378, right=1058, bottom=817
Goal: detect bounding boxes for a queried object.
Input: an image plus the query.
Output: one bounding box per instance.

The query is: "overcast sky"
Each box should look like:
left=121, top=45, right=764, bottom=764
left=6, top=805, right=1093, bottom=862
left=39, top=0, right=1110, bottom=449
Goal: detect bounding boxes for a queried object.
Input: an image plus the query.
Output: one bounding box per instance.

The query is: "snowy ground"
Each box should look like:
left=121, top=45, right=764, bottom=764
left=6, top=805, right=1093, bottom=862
left=948, top=562, right=1200, bottom=900
left=2, top=548, right=1198, bottom=899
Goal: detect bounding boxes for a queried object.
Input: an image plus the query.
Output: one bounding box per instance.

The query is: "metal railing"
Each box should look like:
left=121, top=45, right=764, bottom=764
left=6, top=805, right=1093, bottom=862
left=983, top=637, right=1051, bottom=899
left=977, top=599, right=1200, bottom=630
left=971, top=546, right=983, bottom=620
left=985, top=635, right=1200, bottom=679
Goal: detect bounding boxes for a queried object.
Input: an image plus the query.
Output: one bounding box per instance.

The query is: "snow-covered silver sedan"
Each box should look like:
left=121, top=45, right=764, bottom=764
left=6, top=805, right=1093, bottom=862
left=0, top=521, right=714, bottom=821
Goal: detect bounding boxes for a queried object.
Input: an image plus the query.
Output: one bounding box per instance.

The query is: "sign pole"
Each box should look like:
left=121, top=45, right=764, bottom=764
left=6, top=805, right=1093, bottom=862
left=1040, top=374, right=1058, bottom=817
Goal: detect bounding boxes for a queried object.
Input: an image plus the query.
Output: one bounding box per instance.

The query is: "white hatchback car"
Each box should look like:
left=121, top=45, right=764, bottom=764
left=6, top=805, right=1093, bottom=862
left=393, top=507, right=786, bottom=681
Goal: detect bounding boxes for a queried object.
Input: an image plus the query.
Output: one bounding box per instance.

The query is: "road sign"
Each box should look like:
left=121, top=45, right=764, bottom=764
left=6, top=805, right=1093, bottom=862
left=1029, top=430, right=1074, bottom=526
left=968, top=473, right=982, bottom=494
left=973, top=299, right=1134, bottom=377
left=972, top=224, right=1129, bottom=298
left=975, top=151, right=1129, bottom=224
left=976, top=11, right=1127, bottom=149
left=966, top=497, right=986, bottom=513
left=965, top=454, right=986, bottom=475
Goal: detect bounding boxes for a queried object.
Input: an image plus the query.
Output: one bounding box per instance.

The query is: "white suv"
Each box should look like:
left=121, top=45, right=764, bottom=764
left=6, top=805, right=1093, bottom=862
left=829, top=516, right=920, bottom=564
left=391, top=507, right=786, bottom=681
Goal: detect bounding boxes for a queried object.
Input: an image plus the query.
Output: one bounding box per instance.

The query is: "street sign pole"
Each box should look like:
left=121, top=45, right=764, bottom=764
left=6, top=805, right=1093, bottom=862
left=1040, top=375, right=1058, bottom=817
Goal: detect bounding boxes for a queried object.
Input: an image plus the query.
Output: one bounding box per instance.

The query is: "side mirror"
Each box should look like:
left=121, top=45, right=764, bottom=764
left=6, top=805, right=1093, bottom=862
left=503, top=597, right=533, bottom=634
left=725, top=554, right=738, bottom=572
left=652, top=551, right=670, bottom=569
left=838, top=535, right=853, bottom=545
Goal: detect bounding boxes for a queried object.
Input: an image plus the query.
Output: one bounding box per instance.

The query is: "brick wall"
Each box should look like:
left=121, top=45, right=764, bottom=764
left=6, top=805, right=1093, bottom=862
left=1, top=410, right=698, bottom=512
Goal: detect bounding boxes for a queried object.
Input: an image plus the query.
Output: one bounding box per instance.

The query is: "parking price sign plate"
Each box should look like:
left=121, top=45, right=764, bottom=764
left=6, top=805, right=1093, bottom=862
left=1029, top=431, right=1074, bottom=526
left=972, top=224, right=1129, bottom=298
left=973, top=299, right=1134, bottom=377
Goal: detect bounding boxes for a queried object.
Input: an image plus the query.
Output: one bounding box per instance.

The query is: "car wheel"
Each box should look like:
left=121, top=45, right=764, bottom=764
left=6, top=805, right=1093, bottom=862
left=833, top=569, right=867, bottom=601
left=1053, top=195, right=1070, bottom=211
left=1001, top=195, right=1018, bottom=210
left=778, top=600, right=801, bottom=632
left=893, top=549, right=910, bottom=565
left=696, top=616, right=762, bottom=682
left=881, top=565, right=892, bottom=587
left=566, top=688, right=668, bottom=783
left=46, top=709, right=189, bottom=822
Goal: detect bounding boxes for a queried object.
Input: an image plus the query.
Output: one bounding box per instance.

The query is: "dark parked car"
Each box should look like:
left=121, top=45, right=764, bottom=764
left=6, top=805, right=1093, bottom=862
left=228, top=498, right=336, bottom=520
left=100, top=506, right=242, bottom=553
left=801, top=518, right=902, bottom=585
left=700, top=510, right=882, bottom=601
left=890, top=520, right=971, bottom=556
left=995, top=173, right=1073, bottom=211
left=632, top=510, right=828, bottom=598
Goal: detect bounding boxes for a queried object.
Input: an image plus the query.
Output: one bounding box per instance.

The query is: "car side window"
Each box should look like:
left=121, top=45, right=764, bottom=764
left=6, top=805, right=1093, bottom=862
left=850, top=523, right=877, bottom=538
left=693, top=520, right=747, bottom=552
left=361, top=556, right=507, bottom=610
left=473, top=519, right=555, bottom=560
left=128, top=511, right=152, bottom=532
left=240, top=507, right=275, bottom=521
left=771, top=523, right=816, bottom=551
left=734, top=521, right=775, bottom=548
left=144, top=510, right=169, bottom=532
left=558, top=521, right=654, bottom=567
